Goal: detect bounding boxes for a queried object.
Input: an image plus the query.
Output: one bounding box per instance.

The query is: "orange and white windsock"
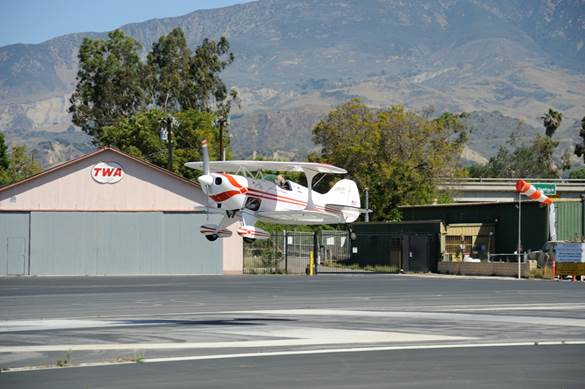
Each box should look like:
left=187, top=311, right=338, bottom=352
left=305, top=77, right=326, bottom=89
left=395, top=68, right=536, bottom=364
left=515, top=179, right=553, bottom=205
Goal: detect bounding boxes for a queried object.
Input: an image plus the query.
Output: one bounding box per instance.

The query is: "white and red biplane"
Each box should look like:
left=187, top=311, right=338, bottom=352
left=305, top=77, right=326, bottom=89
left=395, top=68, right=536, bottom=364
left=185, top=140, right=368, bottom=243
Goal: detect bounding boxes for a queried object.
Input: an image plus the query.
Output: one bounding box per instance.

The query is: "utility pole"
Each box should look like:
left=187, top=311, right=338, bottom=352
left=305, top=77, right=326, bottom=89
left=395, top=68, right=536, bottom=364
left=160, top=115, right=179, bottom=172
left=219, top=120, right=224, bottom=161
left=217, top=116, right=228, bottom=161
left=364, top=188, right=369, bottom=222
left=167, top=116, right=173, bottom=171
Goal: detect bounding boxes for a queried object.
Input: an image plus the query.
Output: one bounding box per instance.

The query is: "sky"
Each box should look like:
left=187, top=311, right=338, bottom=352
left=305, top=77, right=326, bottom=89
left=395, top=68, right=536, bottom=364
left=0, top=0, right=253, bottom=47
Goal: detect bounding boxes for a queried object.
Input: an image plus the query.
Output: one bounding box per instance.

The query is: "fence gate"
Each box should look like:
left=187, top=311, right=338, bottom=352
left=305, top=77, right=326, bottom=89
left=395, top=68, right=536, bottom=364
left=243, top=230, right=352, bottom=274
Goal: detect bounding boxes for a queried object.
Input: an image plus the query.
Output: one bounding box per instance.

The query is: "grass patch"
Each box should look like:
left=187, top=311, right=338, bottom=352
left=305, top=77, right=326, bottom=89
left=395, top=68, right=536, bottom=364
left=56, top=352, right=72, bottom=367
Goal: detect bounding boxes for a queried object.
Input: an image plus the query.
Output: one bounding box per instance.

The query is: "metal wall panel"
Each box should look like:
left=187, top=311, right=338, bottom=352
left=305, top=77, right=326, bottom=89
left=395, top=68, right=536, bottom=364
left=401, top=203, right=548, bottom=253
left=350, top=221, right=442, bottom=271
left=162, top=213, right=223, bottom=275
left=555, top=202, right=583, bottom=241
left=0, top=213, right=30, bottom=275
left=29, top=212, right=222, bottom=275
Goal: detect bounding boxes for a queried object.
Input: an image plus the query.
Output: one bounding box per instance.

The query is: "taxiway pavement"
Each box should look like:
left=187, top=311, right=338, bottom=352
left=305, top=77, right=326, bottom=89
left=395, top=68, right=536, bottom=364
left=1, top=275, right=584, bottom=388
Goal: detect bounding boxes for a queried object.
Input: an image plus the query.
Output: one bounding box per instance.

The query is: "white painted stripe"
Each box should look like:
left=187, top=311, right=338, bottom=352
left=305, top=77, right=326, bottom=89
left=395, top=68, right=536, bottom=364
left=143, top=340, right=585, bottom=364
left=4, top=340, right=584, bottom=374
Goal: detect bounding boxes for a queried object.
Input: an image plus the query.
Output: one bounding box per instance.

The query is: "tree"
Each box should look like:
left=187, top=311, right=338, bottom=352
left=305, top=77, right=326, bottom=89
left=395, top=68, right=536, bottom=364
left=69, top=30, right=146, bottom=141
left=189, top=37, right=238, bottom=159
left=574, top=116, right=585, bottom=162
left=312, top=100, right=466, bottom=221
left=0, top=133, right=9, bottom=185
left=569, top=167, right=585, bottom=179
left=189, top=37, right=235, bottom=112
left=541, top=108, right=563, bottom=138
left=100, top=108, right=217, bottom=178
left=3, top=145, right=41, bottom=184
left=469, top=109, right=568, bottom=179
left=467, top=135, right=558, bottom=179
left=146, top=29, right=239, bottom=161
left=146, top=28, right=192, bottom=112
left=69, top=28, right=238, bottom=167
left=0, top=133, right=8, bottom=170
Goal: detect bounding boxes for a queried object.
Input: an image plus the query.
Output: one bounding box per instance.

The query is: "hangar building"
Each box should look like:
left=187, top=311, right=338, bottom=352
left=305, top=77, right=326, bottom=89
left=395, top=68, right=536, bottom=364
left=0, top=147, right=242, bottom=276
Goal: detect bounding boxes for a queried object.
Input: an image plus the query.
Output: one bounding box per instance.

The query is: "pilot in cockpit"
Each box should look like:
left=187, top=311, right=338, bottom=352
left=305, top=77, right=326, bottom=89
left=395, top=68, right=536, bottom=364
left=275, top=174, right=292, bottom=191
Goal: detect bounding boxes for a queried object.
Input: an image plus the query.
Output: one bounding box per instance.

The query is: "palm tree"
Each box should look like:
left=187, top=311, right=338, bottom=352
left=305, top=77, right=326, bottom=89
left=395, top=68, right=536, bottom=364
left=541, top=108, right=563, bottom=137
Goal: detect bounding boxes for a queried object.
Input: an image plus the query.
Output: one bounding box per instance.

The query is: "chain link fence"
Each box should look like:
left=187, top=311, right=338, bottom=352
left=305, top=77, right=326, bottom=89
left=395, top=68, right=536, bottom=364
left=243, top=230, right=354, bottom=274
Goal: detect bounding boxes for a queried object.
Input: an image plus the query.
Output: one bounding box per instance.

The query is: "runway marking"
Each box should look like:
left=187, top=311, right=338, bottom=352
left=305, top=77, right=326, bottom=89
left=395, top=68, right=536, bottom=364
left=0, top=319, right=166, bottom=333
left=143, top=340, right=585, bottom=364
left=235, top=309, right=585, bottom=328
left=0, top=325, right=468, bottom=353
left=4, top=340, right=585, bottom=373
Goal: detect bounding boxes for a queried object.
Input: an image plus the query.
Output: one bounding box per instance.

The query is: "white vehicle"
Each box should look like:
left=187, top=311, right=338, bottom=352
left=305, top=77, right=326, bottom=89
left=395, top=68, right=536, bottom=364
left=185, top=140, right=369, bottom=242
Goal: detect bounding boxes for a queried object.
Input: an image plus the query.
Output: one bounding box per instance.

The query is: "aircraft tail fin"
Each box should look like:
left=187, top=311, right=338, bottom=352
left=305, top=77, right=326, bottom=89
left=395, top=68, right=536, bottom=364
left=326, top=179, right=361, bottom=208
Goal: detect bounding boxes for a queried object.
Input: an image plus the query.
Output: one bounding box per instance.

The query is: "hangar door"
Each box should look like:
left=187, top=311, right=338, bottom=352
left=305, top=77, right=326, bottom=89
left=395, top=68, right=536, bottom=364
left=29, top=212, right=222, bottom=275
left=0, top=213, right=30, bottom=276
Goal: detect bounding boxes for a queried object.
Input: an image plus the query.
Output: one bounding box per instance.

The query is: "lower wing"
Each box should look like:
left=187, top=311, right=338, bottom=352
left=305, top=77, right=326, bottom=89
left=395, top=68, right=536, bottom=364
left=256, top=210, right=344, bottom=225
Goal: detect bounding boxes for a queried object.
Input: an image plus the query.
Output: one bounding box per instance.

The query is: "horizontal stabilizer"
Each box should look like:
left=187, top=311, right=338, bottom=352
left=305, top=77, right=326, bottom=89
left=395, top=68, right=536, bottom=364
left=325, top=204, right=371, bottom=214
left=324, top=204, right=369, bottom=223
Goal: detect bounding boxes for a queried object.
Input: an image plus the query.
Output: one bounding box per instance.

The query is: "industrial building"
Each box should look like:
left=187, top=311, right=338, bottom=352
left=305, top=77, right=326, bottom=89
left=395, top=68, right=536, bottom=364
left=0, top=147, right=242, bottom=276
left=350, top=200, right=584, bottom=272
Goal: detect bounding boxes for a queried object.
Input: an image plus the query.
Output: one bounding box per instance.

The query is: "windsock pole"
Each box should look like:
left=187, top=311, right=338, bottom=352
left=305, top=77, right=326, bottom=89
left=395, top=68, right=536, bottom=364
left=515, top=179, right=554, bottom=279
left=517, top=191, right=522, bottom=279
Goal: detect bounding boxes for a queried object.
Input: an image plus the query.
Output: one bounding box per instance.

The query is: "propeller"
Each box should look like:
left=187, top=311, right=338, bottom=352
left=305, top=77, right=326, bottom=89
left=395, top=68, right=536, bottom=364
left=198, top=140, right=213, bottom=192
left=198, top=139, right=213, bottom=222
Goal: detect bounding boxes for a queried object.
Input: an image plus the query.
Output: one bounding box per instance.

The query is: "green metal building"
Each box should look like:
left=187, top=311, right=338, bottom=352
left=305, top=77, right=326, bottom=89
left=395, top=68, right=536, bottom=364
left=400, top=200, right=584, bottom=254
left=351, top=221, right=442, bottom=272
left=349, top=200, right=583, bottom=272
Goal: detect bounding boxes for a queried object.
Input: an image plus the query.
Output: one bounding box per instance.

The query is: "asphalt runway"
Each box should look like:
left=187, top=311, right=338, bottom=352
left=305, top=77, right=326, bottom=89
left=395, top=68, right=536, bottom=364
left=1, top=275, right=584, bottom=388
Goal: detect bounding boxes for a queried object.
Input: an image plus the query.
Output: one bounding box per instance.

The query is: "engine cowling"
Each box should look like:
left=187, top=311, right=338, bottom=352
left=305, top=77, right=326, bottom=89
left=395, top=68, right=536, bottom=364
left=205, top=173, right=248, bottom=211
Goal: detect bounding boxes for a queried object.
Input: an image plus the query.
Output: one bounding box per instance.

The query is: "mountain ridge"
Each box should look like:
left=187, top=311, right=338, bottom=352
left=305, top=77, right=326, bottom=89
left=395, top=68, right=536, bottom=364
left=0, top=0, right=584, bottom=165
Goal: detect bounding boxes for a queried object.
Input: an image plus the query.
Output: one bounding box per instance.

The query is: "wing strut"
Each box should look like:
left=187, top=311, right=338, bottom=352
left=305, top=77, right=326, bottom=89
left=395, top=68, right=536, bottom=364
left=303, top=168, right=318, bottom=209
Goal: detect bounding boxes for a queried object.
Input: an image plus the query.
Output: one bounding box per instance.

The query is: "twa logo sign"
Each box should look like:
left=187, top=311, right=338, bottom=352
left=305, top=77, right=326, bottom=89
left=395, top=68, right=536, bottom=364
left=91, top=162, right=124, bottom=184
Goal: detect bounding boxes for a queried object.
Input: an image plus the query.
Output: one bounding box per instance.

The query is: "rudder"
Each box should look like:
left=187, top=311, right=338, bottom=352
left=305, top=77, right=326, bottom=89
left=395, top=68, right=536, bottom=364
left=326, top=179, right=361, bottom=208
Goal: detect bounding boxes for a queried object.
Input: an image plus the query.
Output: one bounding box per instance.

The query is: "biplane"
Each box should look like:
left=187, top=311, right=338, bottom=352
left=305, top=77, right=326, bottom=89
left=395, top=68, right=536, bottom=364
left=185, top=140, right=369, bottom=242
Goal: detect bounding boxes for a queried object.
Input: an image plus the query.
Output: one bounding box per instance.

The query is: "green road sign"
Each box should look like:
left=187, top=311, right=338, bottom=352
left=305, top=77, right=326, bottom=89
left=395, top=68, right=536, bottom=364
left=534, top=183, right=557, bottom=195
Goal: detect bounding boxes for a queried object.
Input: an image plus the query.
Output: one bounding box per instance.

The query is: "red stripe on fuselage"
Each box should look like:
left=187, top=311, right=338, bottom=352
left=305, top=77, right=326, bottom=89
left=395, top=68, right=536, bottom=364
left=247, top=188, right=306, bottom=206
left=247, top=189, right=341, bottom=214
left=220, top=174, right=248, bottom=194
left=210, top=190, right=241, bottom=202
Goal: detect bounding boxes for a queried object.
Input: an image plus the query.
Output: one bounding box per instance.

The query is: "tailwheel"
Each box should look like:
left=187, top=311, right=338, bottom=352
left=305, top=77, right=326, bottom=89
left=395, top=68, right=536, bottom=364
left=243, top=237, right=256, bottom=244
left=345, top=225, right=357, bottom=240
left=206, top=234, right=219, bottom=242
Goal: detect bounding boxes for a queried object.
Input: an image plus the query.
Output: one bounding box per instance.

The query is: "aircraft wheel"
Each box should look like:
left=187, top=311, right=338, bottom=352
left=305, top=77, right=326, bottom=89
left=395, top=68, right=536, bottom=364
left=243, top=237, right=256, bottom=244
left=206, top=234, right=219, bottom=242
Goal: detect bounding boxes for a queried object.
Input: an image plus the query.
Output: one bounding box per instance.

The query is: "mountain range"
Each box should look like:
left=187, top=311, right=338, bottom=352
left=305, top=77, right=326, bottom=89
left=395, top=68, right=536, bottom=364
left=0, top=0, right=584, bottom=166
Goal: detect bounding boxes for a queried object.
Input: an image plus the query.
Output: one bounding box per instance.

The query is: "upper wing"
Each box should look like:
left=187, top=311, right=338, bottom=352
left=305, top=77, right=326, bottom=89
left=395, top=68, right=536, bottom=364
left=256, top=210, right=344, bottom=225
left=184, top=160, right=347, bottom=174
